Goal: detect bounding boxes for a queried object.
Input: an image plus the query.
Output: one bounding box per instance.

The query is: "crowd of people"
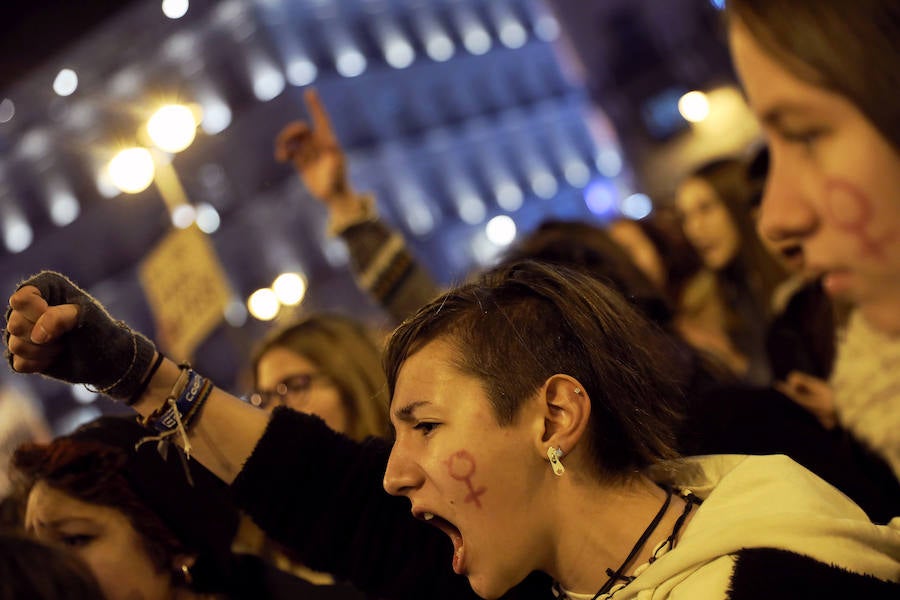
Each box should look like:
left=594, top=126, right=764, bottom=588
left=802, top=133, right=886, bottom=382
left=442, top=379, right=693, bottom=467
left=2, top=1, right=899, bottom=598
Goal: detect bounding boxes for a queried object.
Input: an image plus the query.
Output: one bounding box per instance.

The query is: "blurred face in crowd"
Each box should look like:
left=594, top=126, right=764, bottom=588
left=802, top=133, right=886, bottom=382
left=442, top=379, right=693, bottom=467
left=676, top=178, right=742, bottom=271
left=254, top=347, right=350, bottom=434
left=730, top=20, right=900, bottom=334
left=608, top=220, right=667, bottom=289
left=383, top=338, right=547, bottom=599
left=25, top=482, right=174, bottom=600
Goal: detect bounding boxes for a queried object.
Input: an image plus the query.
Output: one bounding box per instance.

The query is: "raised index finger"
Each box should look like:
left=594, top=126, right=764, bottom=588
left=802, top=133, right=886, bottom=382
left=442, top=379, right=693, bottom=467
left=304, top=88, right=337, bottom=144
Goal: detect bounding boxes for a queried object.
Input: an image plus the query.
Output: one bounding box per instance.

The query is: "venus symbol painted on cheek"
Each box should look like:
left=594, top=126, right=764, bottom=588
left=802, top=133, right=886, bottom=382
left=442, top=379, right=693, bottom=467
left=444, top=450, right=486, bottom=508
left=824, top=179, right=897, bottom=258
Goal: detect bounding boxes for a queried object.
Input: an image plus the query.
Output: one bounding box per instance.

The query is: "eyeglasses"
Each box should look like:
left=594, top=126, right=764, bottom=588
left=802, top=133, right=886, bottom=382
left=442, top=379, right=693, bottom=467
left=249, top=373, right=325, bottom=409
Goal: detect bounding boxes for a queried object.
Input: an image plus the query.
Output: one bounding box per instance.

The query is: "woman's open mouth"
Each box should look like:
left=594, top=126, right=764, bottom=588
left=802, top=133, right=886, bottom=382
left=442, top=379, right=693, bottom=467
left=416, top=510, right=466, bottom=574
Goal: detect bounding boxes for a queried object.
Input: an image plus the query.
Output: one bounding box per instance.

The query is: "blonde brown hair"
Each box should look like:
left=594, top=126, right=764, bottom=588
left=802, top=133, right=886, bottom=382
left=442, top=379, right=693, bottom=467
left=251, top=314, right=390, bottom=440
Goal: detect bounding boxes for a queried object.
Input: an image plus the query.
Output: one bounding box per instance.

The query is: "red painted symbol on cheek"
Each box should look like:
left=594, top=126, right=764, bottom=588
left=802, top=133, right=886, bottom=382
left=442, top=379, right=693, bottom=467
left=444, top=450, right=487, bottom=508
left=824, top=180, right=897, bottom=258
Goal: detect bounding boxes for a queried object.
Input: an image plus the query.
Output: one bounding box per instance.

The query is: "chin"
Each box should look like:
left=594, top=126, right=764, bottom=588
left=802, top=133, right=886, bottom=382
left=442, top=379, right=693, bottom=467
left=467, top=572, right=512, bottom=600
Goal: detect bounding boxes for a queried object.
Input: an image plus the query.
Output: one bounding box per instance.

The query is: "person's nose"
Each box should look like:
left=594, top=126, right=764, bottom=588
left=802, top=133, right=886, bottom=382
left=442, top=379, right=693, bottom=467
left=383, top=438, right=424, bottom=497
left=757, top=153, right=819, bottom=245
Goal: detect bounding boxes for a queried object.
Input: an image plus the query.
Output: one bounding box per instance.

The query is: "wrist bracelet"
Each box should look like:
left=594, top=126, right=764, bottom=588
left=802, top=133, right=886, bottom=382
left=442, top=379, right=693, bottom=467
left=126, top=352, right=166, bottom=406
left=136, top=365, right=214, bottom=462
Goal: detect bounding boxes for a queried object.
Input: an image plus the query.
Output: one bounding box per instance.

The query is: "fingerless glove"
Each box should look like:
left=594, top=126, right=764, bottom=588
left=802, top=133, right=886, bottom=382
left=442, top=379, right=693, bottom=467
left=6, top=271, right=156, bottom=401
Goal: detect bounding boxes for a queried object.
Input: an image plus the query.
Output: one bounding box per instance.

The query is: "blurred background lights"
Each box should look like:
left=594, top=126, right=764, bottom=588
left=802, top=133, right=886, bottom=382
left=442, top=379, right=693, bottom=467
left=491, top=4, right=527, bottom=49
left=18, top=129, right=51, bottom=160
left=224, top=298, right=247, bottom=327
left=95, top=169, right=121, bottom=198
left=108, top=147, right=155, bottom=194
left=532, top=11, right=561, bottom=41
left=425, top=34, right=454, bottom=62
left=108, top=67, right=143, bottom=99
left=375, top=17, right=415, bottom=69
left=162, top=0, right=189, bottom=19
left=457, top=194, right=486, bottom=225
left=199, top=98, right=232, bottom=134
left=248, top=287, right=280, bottom=321
left=678, top=90, right=710, bottom=123
left=224, top=297, right=248, bottom=327
left=415, top=12, right=455, bottom=62
left=385, top=38, right=415, bottom=69
left=336, top=49, right=367, bottom=78
left=272, top=272, right=307, bottom=306
left=595, top=148, right=623, bottom=178
left=195, top=202, right=221, bottom=233
left=3, top=213, right=33, bottom=253
left=456, top=8, right=492, bottom=55
left=710, top=0, right=726, bottom=9
left=404, top=203, right=434, bottom=237
left=251, top=62, right=286, bottom=101
left=584, top=179, right=616, bottom=216
left=147, top=104, right=198, bottom=153
left=494, top=180, right=523, bottom=211
left=171, top=203, right=196, bottom=229
left=620, top=193, right=654, bottom=220
left=48, top=186, right=80, bottom=226
left=462, top=28, right=492, bottom=55
left=287, top=59, right=318, bottom=86
left=0, top=98, right=14, bottom=123
left=564, top=160, right=591, bottom=187
left=485, top=215, right=517, bottom=246
left=530, top=171, right=558, bottom=199
left=52, top=68, right=78, bottom=96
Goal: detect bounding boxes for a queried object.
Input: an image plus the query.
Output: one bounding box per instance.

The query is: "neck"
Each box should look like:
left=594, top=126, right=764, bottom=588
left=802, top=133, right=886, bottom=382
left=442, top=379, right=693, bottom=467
left=547, top=476, right=692, bottom=596
left=860, top=303, right=900, bottom=338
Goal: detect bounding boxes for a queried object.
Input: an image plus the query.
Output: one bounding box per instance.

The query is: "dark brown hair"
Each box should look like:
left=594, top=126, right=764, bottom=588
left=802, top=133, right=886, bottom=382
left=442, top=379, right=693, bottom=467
left=726, top=0, right=900, bottom=150
left=9, top=417, right=240, bottom=592
left=384, top=260, right=683, bottom=481
left=10, top=439, right=184, bottom=573
left=501, top=219, right=674, bottom=327
left=686, top=157, right=786, bottom=321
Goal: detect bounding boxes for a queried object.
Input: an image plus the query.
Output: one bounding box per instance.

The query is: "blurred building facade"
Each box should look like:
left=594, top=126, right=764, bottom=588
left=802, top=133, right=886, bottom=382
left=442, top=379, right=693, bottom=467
left=0, top=0, right=756, bottom=431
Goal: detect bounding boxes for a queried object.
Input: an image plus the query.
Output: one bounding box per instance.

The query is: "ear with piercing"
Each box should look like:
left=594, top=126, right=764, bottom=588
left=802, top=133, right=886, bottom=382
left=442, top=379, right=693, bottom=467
left=548, top=446, right=565, bottom=476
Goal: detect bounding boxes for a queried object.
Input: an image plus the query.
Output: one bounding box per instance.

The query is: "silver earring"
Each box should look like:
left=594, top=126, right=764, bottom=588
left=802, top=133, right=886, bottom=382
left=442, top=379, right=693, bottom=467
left=547, top=446, right=565, bottom=476
left=180, top=563, right=193, bottom=585
left=573, top=387, right=582, bottom=395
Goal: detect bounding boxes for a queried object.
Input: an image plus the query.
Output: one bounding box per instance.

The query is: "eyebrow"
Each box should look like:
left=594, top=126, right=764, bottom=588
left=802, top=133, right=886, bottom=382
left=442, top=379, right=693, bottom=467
left=759, top=102, right=816, bottom=128
left=29, top=516, right=95, bottom=532
left=43, top=517, right=96, bottom=528
left=391, top=400, right=432, bottom=424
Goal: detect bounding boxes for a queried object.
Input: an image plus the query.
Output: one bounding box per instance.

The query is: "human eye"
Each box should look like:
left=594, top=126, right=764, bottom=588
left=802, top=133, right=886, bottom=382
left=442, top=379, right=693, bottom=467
left=413, top=421, right=440, bottom=436
left=284, top=374, right=314, bottom=394
left=60, top=533, right=95, bottom=548
left=779, top=127, right=826, bottom=150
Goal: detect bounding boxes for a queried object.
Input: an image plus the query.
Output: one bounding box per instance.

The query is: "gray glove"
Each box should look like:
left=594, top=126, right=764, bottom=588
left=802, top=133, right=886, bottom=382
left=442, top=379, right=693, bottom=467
left=5, top=271, right=156, bottom=401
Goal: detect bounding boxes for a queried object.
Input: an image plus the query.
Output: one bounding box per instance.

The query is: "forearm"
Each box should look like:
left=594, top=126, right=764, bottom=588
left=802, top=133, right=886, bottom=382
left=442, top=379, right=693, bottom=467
left=341, top=220, right=441, bottom=323
left=133, top=355, right=268, bottom=483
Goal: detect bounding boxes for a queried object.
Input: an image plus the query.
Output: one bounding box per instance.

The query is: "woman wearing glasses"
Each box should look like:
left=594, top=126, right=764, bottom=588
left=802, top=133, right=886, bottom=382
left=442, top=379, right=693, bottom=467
left=248, top=314, right=390, bottom=441
left=236, top=313, right=391, bottom=588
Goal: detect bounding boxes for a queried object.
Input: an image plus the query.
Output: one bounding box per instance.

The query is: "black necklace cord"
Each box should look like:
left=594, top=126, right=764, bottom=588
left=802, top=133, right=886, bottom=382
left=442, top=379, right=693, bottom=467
left=659, top=491, right=701, bottom=554
left=591, top=486, right=674, bottom=599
